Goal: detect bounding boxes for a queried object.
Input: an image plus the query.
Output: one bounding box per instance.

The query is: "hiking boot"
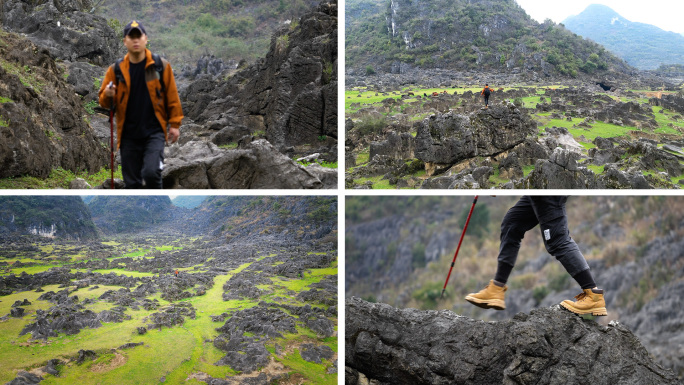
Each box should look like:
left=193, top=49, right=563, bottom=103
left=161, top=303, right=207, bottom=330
left=560, top=288, right=607, bottom=316
left=465, top=280, right=506, bottom=310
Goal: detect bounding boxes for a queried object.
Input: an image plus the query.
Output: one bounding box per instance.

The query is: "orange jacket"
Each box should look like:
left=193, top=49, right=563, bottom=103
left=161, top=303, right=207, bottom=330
left=481, top=86, right=493, bottom=95
left=98, top=49, right=183, bottom=149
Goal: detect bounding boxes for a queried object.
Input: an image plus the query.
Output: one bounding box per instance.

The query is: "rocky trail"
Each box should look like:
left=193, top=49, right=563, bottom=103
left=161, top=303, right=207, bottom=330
left=346, top=83, right=684, bottom=189
left=345, top=297, right=682, bottom=385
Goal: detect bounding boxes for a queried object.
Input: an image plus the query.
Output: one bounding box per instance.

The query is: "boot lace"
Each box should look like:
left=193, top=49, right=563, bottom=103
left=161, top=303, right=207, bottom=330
left=574, top=292, right=588, bottom=303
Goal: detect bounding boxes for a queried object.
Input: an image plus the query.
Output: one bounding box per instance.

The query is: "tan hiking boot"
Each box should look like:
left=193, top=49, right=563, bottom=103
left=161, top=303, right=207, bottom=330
left=465, top=280, right=506, bottom=310
left=560, top=288, right=607, bottom=316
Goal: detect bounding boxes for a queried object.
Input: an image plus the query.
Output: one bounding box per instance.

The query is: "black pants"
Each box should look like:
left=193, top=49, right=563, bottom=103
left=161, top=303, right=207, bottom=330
left=120, top=132, right=165, bottom=189
left=484, top=94, right=490, bottom=106
left=497, top=196, right=589, bottom=280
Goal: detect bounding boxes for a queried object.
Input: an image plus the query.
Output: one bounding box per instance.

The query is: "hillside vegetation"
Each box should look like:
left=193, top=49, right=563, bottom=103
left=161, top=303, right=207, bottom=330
left=96, top=0, right=316, bottom=65
left=346, top=0, right=631, bottom=78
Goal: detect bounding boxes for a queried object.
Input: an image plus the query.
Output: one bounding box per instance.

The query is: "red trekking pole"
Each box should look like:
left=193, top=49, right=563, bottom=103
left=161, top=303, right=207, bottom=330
left=440, top=195, right=478, bottom=299
left=108, top=85, right=115, bottom=189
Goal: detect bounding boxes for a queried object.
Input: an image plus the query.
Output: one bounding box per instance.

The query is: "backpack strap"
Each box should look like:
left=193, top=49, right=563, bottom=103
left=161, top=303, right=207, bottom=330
left=152, top=53, right=165, bottom=93
left=152, top=53, right=171, bottom=123
left=113, top=58, right=125, bottom=85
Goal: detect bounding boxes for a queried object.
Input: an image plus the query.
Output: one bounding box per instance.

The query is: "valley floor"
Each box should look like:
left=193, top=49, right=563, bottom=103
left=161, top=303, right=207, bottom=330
left=0, top=236, right=337, bottom=384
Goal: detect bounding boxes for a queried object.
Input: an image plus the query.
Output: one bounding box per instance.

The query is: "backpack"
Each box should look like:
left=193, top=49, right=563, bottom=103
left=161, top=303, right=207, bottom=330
left=483, top=87, right=491, bottom=97
left=113, top=53, right=168, bottom=117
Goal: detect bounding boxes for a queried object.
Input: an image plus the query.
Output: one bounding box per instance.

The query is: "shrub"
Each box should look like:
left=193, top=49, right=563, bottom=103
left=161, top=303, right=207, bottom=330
left=354, top=116, right=386, bottom=137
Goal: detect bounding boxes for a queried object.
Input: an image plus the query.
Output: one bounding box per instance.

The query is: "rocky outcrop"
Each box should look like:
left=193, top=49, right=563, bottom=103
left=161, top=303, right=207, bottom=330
left=1, top=0, right=120, bottom=65
left=346, top=298, right=682, bottom=385
left=0, top=32, right=109, bottom=178
left=525, top=148, right=601, bottom=189
left=0, top=197, right=98, bottom=240
left=161, top=139, right=331, bottom=189
left=415, top=104, right=537, bottom=175
left=181, top=1, right=338, bottom=161
left=369, top=131, right=415, bottom=160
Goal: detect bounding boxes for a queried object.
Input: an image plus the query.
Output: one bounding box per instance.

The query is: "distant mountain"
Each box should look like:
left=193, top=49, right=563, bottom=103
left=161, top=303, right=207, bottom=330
left=171, top=196, right=207, bottom=209
left=563, top=4, right=684, bottom=70
left=0, top=197, right=98, bottom=240
left=87, top=196, right=174, bottom=234
left=346, top=0, right=632, bottom=77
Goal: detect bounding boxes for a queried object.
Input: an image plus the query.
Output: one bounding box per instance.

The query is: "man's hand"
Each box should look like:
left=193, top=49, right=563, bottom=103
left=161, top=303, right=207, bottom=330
left=167, top=127, right=180, bottom=144
left=104, top=82, right=116, bottom=98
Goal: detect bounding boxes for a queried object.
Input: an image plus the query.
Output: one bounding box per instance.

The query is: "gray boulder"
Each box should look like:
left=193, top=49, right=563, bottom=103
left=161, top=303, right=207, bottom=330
left=415, top=104, right=536, bottom=174
left=66, top=61, right=104, bottom=102
left=4, top=371, right=43, bottom=385
left=525, top=149, right=600, bottom=189
left=370, top=131, right=415, bottom=160
left=162, top=139, right=327, bottom=189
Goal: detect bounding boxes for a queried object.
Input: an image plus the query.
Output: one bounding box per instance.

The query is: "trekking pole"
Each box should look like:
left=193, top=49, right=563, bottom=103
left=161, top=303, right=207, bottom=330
left=440, top=195, right=478, bottom=299
left=108, top=82, right=115, bottom=190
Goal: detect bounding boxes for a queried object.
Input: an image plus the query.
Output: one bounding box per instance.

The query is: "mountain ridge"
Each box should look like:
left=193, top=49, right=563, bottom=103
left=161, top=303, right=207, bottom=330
left=562, top=4, right=684, bottom=70
left=346, top=0, right=633, bottom=79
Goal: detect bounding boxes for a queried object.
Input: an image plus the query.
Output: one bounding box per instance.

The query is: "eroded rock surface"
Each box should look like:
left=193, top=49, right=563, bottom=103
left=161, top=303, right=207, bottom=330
left=346, top=297, right=681, bottom=385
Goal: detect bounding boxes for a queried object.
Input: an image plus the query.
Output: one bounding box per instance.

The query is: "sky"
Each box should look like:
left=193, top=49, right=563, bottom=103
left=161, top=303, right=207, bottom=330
left=514, top=0, right=684, bottom=34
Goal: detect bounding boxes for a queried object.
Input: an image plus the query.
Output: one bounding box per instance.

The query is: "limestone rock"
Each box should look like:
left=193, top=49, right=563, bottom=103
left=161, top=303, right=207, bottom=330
left=346, top=298, right=681, bottom=385
left=415, top=104, right=536, bottom=169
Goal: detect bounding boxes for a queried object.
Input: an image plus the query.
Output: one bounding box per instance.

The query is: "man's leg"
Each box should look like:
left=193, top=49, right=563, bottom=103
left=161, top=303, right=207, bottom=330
left=495, top=196, right=540, bottom=284
left=120, top=138, right=145, bottom=189
left=465, top=197, right=539, bottom=310
left=140, top=132, right=165, bottom=189
left=532, top=197, right=607, bottom=316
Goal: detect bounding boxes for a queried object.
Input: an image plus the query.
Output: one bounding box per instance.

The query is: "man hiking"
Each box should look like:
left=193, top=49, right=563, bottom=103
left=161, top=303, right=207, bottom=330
left=465, top=196, right=607, bottom=316
left=98, top=21, right=183, bottom=189
left=481, top=84, right=493, bottom=108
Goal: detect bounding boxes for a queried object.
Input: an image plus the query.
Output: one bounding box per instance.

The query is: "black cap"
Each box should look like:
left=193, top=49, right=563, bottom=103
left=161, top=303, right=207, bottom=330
left=123, top=21, right=147, bottom=37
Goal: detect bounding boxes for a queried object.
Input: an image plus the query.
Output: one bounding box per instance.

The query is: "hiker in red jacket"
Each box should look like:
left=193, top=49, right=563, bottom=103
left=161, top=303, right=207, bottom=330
left=481, top=84, right=493, bottom=108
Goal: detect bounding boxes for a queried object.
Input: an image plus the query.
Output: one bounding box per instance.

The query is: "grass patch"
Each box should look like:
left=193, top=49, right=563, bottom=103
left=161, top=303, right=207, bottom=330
left=356, top=151, right=369, bottom=165
left=83, top=100, right=99, bottom=115
left=586, top=164, right=604, bottom=174
left=275, top=349, right=335, bottom=385
left=353, top=175, right=393, bottom=189
left=0, top=166, right=123, bottom=189
left=522, top=165, right=535, bottom=177
left=1, top=265, right=60, bottom=276
left=0, top=58, right=44, bottom=93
